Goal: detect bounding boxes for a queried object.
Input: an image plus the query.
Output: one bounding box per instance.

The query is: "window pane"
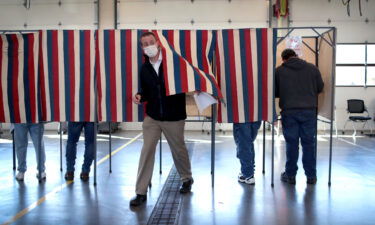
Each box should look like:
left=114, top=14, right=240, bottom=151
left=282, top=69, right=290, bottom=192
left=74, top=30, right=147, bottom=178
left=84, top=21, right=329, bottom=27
left=367, top=67, right=375, bottom=85
left=367, top=45, right=375, bottom=64
left=335, top=66, right=365, bottom=85
left=336, top=45, right=365, bottom=64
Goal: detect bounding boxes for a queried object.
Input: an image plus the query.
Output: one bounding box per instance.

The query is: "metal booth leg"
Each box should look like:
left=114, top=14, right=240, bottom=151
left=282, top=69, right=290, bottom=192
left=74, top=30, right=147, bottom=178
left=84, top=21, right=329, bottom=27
left=12, top=131, right=16, bottom=170
left=94, top=123, right=98, bottom=186
left=159, top=135, right=162, bottom=174
left=60, top=122, right=63, bottom=172
left=271, top=122, right=275, bottom=187
left=37, top=124, right=42, bottom=182
left=109, top=122, right=112, bottom=173
left=211, top=104, right=216, bottom=188
left=262, top=121, right=266, bottom=174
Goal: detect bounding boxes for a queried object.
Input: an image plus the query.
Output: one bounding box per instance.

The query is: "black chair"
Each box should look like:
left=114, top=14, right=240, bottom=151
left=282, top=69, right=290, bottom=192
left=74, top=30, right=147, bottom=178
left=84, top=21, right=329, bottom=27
left=343, top=99, right=372, bottom=136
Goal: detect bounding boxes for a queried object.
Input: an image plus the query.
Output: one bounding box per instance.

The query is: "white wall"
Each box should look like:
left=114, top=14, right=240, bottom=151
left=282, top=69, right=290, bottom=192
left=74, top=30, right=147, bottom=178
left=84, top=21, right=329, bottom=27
left=0, top=0, right=374, bottom=131
left=290, top=0, right=375, bottom=43
left=117, top=0, right=268, bottom=29
left=99, top=0, right=115, bottom=29
left=0, top=0, right=98, bottom=30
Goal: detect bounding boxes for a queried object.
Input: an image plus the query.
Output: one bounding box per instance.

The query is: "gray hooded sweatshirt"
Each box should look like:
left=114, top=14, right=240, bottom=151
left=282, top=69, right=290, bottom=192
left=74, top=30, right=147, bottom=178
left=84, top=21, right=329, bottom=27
left=275, top=57, right=324, bottom=112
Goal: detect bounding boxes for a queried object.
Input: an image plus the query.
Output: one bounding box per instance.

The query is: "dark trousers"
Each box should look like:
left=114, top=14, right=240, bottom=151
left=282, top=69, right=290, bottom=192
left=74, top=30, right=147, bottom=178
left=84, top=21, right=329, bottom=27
left=281, top=109, right=317, bottom=178
left=66, top=122, right=95, bottom=173
left=233, top=122, right=261, bottom=178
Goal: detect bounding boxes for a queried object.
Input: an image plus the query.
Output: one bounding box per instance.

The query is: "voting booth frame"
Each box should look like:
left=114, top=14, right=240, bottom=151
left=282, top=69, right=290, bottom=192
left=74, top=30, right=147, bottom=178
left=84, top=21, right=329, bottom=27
left=6, top=26, right=336, bottom=187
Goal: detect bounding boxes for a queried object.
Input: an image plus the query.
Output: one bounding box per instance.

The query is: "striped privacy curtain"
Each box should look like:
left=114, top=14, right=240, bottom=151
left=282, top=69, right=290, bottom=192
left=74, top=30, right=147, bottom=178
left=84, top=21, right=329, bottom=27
left=96, top=30, right=144, bottom=122
left=95, top=29, right=222, bottom=122
left=38, top=30, right=96, bottom=122
left=0, top=33, right=39, bottom=123
left=0, top=28, right=277, bottom=124
left=215, top=28, right=277, bottom=123
left=156, top=30, right=222, bottom=98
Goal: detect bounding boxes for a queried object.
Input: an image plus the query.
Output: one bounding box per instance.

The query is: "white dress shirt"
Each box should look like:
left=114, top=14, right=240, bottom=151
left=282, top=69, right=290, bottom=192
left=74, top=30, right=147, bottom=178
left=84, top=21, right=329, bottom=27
left=150, top=52, right=162, bottom=76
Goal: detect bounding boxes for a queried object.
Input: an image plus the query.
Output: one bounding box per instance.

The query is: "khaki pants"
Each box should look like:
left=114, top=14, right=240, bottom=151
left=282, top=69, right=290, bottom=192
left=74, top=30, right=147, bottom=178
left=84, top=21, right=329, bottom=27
left=135, top=116, right=193, bottom=195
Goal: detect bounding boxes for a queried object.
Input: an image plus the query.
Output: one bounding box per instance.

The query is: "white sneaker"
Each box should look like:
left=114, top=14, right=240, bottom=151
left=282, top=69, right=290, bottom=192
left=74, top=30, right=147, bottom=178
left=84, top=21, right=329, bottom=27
left=238, top=173, right=255, bottom=185
left=15, top=172, right=25, bottom=181
left=36, top=172, right=46, bottom=180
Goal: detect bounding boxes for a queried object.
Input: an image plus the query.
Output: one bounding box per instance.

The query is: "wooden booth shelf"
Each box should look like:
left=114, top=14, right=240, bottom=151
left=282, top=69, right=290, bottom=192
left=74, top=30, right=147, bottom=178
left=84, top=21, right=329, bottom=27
left=186, top=94, right=212, bottom=118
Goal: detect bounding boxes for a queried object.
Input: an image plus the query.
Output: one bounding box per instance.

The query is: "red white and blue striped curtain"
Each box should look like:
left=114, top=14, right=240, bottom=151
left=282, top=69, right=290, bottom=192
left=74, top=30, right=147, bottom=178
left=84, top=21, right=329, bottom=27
left=96, top=29, right=222, bottom=122
left=96, top=30, right=144, bottom=122
left=215, top=28, right=277, bottom=123
left=38, top=30, right=96, bottom=122
left=1, top=28, right=277, bottom=124
left=156, top=30, right=222, bottom=98
left=0, top=33, right=39, bottom=123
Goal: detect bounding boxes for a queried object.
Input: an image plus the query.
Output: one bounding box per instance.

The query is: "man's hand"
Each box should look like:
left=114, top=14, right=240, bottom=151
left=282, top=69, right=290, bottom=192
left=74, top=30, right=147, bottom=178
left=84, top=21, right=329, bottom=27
left=132, top=94, right=141, bottom=104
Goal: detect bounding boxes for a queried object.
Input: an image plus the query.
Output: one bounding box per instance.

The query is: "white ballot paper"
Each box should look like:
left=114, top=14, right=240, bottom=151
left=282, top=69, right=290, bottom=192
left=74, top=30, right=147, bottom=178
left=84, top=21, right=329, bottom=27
left=193, top=92, right=217, bottom=114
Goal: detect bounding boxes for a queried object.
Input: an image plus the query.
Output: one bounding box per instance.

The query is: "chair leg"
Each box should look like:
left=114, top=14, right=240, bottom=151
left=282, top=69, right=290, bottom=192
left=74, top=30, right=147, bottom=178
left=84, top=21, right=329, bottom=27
left=351, top=121, right=356, bottom=137
left=343, top=120, right=349, bottom=134
left=367, top=120, right=373, bottom=134
left=362, top=121, right=368, bottom=134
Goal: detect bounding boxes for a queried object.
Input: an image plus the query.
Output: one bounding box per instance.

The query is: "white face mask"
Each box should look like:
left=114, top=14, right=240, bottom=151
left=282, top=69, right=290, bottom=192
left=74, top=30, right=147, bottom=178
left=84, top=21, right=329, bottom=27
left=143, top=45, right=159, bottom=58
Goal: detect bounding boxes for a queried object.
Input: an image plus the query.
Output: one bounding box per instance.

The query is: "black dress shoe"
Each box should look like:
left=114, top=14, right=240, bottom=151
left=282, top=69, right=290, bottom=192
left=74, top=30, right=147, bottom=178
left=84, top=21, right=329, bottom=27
left=64, top=171, right=74, bottom=181
left=281, top=172, right=296, bottom=184
left=130, top=194, right=147, bottom=207
left=80, top=172, right=90, bottom=182
left=179, top=179, right=193, bottom=194
left=307, top=177, right=317, bottom=184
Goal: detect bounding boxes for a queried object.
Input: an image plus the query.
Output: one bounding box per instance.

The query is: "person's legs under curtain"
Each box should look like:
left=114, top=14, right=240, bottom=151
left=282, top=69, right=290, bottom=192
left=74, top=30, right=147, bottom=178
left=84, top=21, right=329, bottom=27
left=28, top=123, right=46, bottom=174
left=14, top=124, right=29, bottom=174
left=233, top=121, right=261, bottom=179
left=82, top=122, right=95, bottom=173
left=66, top=122, right=84, bottom=172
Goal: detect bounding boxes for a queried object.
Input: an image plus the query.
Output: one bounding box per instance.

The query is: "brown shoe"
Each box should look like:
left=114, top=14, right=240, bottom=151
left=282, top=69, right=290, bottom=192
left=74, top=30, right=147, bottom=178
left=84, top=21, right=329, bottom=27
left=80, top=172, right=90, bottom=182
left=65, top=171, right=74, bottom=181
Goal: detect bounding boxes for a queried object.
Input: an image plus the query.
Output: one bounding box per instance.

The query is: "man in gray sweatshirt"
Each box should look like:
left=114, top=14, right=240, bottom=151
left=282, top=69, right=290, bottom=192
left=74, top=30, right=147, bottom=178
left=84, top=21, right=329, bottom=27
left=275, top=48, right=324, bottom=185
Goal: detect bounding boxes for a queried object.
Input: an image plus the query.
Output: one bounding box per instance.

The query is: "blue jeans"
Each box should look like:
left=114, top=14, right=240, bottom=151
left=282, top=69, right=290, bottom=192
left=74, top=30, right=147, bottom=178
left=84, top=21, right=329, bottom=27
left=281, top=109, right=317, bottom=178
left=14, top=123, right=46, bottom=173
left=66, top=122, right=95, bottom=173
left=233, top=121, right=261, bottom=178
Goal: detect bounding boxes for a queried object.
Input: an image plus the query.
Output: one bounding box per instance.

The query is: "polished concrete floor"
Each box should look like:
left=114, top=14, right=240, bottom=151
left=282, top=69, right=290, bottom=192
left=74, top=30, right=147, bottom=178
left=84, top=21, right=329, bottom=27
left=0, top=128, right=375, bottom=225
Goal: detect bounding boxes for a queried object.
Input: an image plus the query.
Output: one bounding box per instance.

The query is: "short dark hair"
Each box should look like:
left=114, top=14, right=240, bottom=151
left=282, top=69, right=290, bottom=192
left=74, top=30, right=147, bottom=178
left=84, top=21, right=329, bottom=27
left=281, top=48, right=297, bottom=60
left=140, top=31, right=157, bottom=40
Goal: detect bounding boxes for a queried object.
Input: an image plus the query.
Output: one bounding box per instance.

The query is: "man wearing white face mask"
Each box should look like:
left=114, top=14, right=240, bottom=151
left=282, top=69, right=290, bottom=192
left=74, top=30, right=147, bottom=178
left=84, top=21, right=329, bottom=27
left=130, top=32, right=193, bottom=207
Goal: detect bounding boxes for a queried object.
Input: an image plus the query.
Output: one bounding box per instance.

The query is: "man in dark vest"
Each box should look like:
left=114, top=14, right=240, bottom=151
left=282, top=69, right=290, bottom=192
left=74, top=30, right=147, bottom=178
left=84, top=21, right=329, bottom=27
left=130, top=32, right=193, bottom=207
